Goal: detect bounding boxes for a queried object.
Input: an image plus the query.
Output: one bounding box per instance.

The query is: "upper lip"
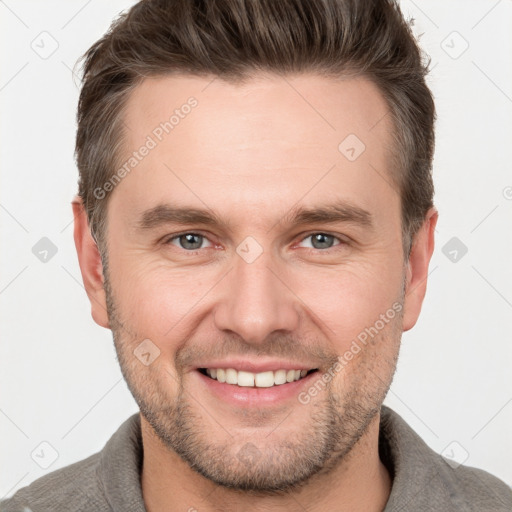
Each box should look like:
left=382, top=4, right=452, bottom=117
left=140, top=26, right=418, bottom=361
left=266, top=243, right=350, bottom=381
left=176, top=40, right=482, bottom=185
left=195, top=359, right=319, bottom=373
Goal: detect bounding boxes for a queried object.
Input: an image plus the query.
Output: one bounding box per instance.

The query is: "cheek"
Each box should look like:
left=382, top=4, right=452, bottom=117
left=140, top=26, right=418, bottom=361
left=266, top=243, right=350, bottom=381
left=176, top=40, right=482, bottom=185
left=294, top=258, right=403, bottom=349
left=108, top=255, right=214, bottom=341
left=108, top=235, right=404, bottom=351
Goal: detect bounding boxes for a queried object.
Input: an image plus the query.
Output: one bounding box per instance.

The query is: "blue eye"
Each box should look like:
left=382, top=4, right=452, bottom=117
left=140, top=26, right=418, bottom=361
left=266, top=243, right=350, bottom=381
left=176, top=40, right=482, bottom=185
left=166, top=233, right=212, bottom=251
left=163, top=232, right=345, bottom=253
left=298, top=233, right=343, bottom=250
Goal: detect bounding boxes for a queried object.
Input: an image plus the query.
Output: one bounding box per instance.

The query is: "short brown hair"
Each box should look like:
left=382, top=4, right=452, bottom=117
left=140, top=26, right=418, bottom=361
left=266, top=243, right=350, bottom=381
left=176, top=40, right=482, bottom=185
left=75, top=0, right=435, bottom=259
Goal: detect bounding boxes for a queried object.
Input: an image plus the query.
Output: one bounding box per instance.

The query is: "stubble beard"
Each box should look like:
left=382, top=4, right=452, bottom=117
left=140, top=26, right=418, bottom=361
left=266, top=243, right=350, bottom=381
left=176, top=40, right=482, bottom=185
left=103, top=258, right=404, bottom=496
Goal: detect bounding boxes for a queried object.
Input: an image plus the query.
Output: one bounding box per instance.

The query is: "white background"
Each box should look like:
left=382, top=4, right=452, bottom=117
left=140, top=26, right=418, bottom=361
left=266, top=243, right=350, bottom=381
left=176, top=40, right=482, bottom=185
left=1, top=0, right=511, bottom=499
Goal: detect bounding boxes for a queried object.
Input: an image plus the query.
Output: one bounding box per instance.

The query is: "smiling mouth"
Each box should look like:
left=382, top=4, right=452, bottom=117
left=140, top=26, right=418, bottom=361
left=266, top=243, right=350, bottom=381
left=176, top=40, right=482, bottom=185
left=198, top=368, right=319, bottom=388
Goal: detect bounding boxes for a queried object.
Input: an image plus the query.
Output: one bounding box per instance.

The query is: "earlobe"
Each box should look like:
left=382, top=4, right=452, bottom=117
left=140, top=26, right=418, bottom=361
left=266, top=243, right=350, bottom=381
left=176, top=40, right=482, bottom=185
left=402, top=207, right=438, bottom=332
left=72, top=196, right=110, bottom=329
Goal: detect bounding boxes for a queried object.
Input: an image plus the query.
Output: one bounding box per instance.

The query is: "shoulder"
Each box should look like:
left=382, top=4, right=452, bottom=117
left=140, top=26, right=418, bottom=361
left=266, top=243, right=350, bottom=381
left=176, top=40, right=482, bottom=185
left=380, top=405, right=512, bottom=511
left=0, top=452, right=108, bottom=512
left=441, top=462, right=512, bottom=510
left=0, top=413, right=142, bottom=512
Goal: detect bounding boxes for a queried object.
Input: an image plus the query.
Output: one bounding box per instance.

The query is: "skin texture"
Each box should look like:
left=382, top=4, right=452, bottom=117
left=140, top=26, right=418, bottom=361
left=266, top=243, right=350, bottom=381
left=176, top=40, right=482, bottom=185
left=73, top=73, right=437, bottom=511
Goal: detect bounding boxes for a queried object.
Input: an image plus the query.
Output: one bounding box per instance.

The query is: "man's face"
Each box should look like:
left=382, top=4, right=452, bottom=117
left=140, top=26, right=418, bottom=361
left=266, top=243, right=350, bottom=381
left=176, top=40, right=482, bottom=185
left=101, top=74, right=408, bottom=493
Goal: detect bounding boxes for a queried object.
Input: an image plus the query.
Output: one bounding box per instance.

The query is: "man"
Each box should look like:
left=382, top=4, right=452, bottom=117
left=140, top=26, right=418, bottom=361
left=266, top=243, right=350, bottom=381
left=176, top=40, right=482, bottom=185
left=2, top=0, right=510, bottom=511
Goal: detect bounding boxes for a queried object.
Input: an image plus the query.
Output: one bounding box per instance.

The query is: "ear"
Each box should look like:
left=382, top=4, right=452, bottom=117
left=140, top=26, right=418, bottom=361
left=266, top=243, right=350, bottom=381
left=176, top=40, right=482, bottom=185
left=402, top=207, right=438, bottom=332
left=72, top=196, right=110, bottom=329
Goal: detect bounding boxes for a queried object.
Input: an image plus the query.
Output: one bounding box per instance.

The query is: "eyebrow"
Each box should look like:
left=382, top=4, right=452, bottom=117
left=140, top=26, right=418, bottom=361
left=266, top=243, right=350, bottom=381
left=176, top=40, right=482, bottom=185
left=135, top=201, right=374, bottom=232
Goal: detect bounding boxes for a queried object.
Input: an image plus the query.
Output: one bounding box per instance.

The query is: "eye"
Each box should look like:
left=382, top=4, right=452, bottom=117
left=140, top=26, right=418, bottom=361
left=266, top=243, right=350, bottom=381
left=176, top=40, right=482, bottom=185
left=297, top=233, right=345, bottom=250
left=164, top=232, right=213, bottom=251
left=162, top=231, right=346, bottom=253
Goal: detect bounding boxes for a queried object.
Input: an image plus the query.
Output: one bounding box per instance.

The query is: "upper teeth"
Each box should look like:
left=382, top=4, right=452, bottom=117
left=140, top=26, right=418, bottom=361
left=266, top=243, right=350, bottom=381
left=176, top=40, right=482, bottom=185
left=205, top=368, right=309, bottom=387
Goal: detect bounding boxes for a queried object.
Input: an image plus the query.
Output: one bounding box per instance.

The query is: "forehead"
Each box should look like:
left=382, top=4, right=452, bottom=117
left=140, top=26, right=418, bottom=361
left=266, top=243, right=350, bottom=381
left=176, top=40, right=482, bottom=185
left=123, top=73, right=392, bottom=159
left=113, top=73, right=397, bottom=229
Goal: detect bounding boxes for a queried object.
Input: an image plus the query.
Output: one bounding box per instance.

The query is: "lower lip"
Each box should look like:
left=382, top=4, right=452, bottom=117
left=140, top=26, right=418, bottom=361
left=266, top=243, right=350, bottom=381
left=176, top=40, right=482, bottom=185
left=195, top=369, right=318, bottom=407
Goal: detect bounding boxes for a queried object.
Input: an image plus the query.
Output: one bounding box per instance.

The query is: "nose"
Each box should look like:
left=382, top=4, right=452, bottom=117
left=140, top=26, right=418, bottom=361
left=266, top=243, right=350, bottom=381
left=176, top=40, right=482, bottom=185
left=213, top=248, right=301, bottom=345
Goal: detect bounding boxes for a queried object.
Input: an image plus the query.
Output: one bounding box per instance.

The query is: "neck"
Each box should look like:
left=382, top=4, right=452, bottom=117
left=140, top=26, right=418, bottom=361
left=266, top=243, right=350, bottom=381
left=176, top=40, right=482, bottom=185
left=140, top=412, right=392, bottom=512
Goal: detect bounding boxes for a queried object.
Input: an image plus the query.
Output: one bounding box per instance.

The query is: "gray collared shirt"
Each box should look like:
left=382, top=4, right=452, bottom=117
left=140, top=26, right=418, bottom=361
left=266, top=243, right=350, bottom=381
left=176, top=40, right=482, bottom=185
left=1, top=405, right=511, bottom=511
